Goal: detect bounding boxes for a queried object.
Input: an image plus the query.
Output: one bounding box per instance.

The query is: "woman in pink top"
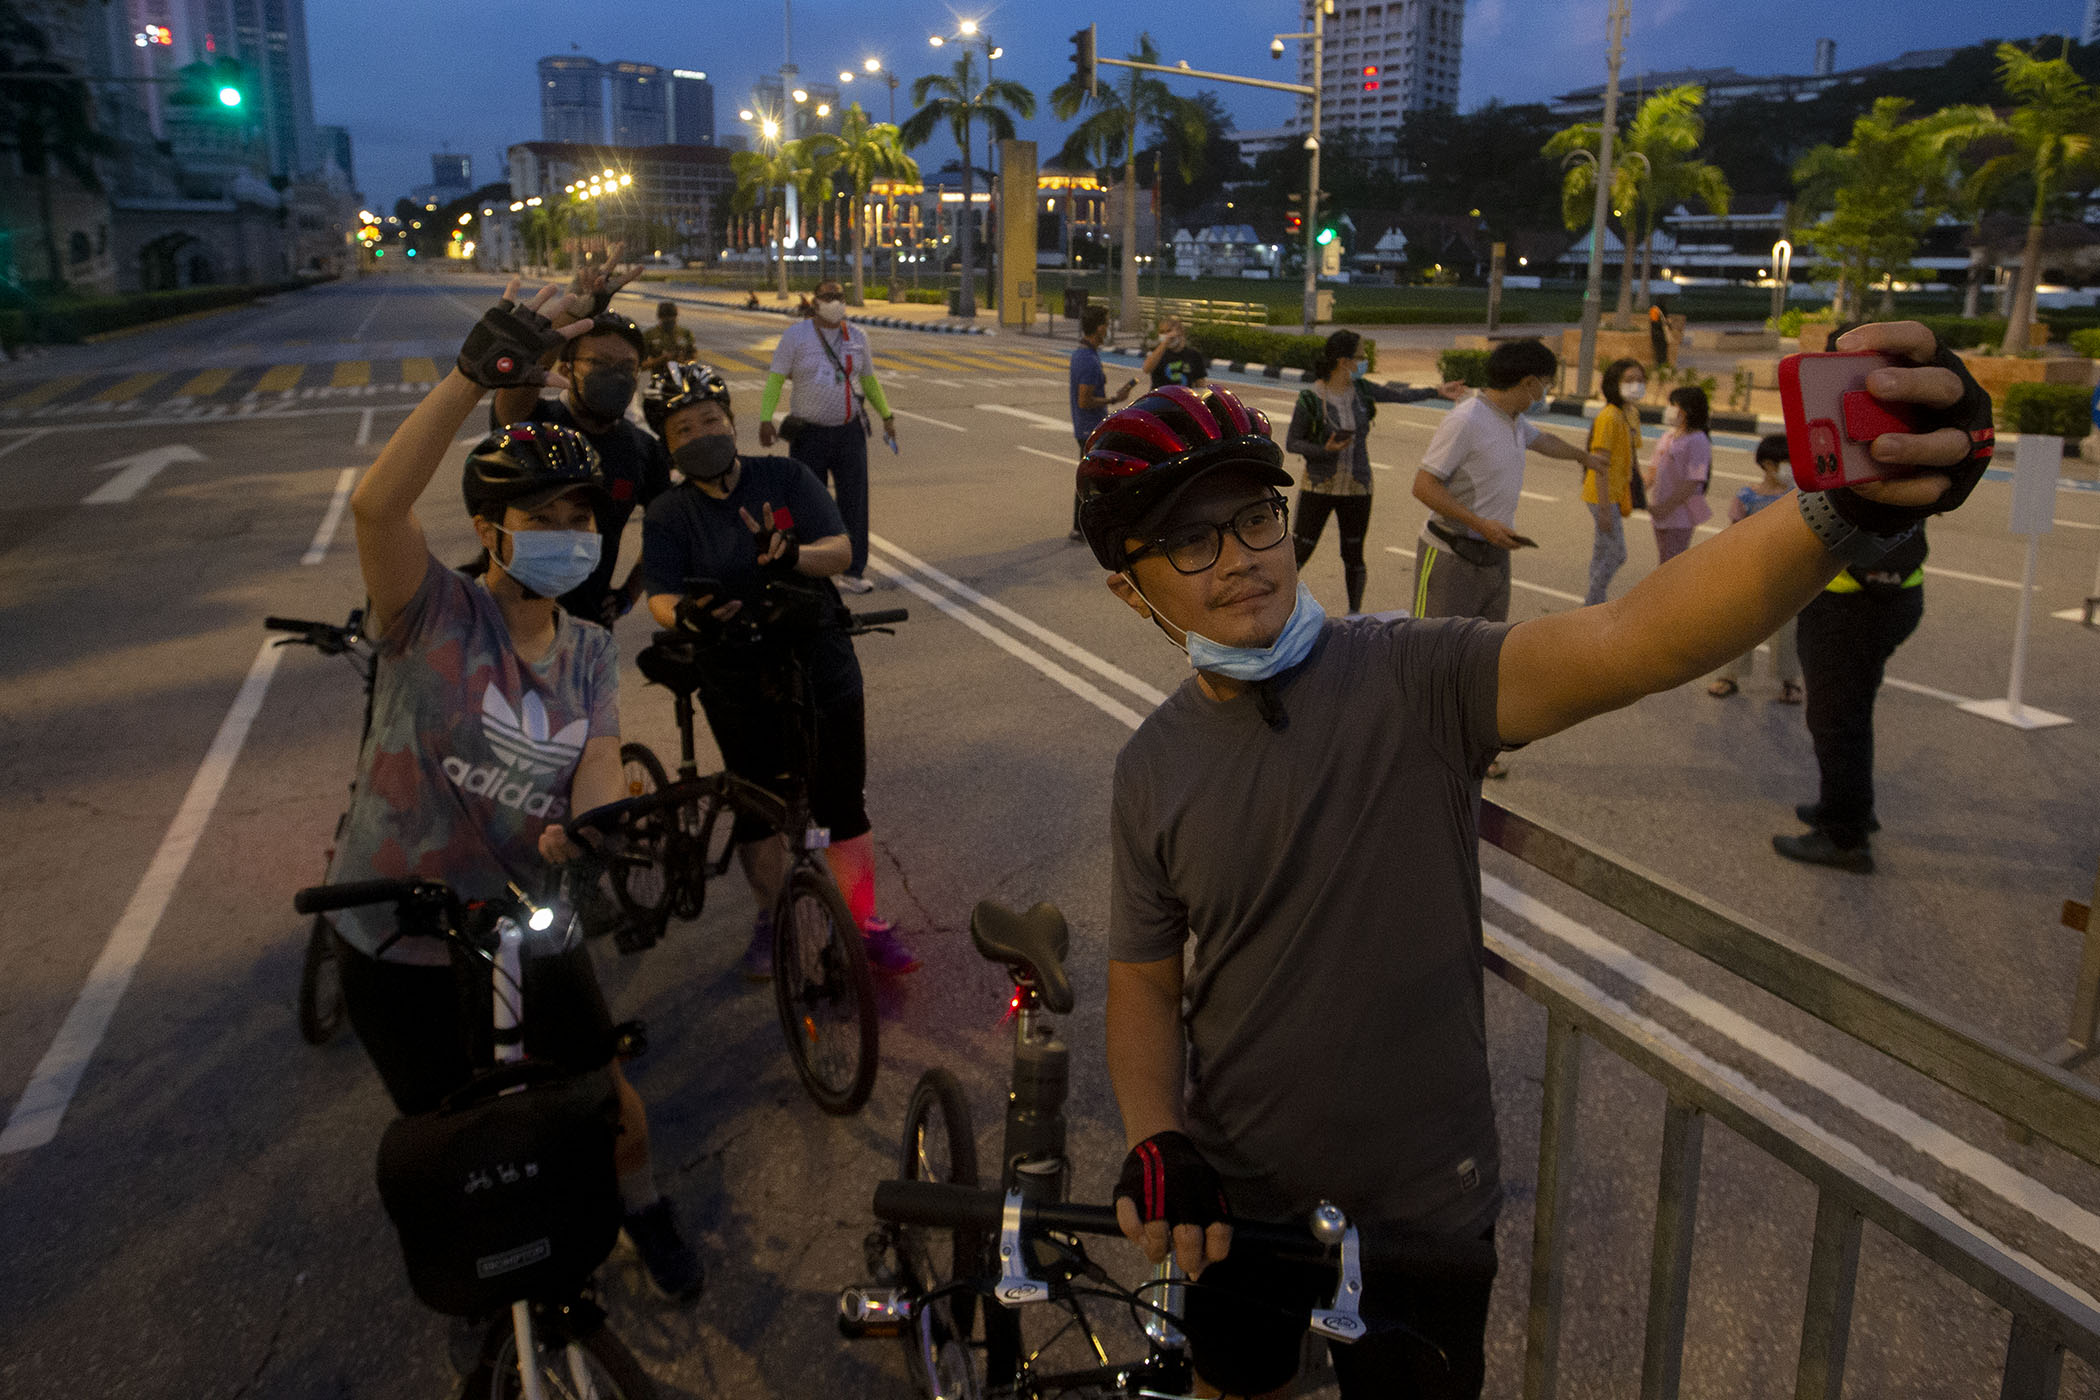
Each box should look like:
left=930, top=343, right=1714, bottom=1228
left=1645, top=385, right=1713, bottom=564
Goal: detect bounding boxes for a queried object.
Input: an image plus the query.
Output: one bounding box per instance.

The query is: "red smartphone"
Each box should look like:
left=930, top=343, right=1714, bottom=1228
left=1777, top=351, right=1920, bottom=492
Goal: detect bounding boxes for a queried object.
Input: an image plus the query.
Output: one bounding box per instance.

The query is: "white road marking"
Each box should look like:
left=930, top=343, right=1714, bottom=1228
left=1383, top=545, right=1585, bottom=604
left=301, top=466, right=361, bottom=566
left=1521, top=490, right=1561, bottom=503
left=891, top=408, right=965, bottom=433
left=977, top=403, right=1069, bottom=432
left=355, top=406, right=375, bottom=447
left=1884, top=676, right=1976, bottom=705
left=82, top=444, right=205, bottom=505
left=0, top=639, right=287, bottom=1154
left=2056, top=518, right=2099, bottom=531
left=0, top=427, right=49, bottom=461
left=350, top=291, right=389, bottom=342
left=1014, top=444, right=1074, bottom=465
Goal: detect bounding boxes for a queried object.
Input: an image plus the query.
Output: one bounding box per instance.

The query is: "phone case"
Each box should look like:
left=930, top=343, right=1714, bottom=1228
left=1776, top=351, right=1919, bottom=492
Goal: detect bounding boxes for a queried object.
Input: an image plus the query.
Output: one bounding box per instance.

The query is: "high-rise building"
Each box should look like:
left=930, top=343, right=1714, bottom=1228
left=539, top=55, right=606, bottom=144
left=168, top=0, right=318, bottom=178
left=754, top=71, right=842, bottom=138
left=317, top=123, right=355, bottom=185
left=669, top=70, right=715, bottom=145
left=430, top=152, right=470, bottom=189
left=1290, top=0, right=1463, bottom=143
left=2087, top=0, right=2099, bottom=46
left=607, top=61, right=668, bottom=145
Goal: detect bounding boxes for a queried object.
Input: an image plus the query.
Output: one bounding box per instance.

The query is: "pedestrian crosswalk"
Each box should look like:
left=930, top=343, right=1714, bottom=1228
left=0, top=345, right=1073, bottom=424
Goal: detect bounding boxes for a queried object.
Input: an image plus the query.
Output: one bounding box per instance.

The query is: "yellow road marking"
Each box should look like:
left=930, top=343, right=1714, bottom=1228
left=399, top=356, right=439, bottom=383
left=703, top=349, right=773, bottom=374
left=3, top=374, right=88, bottom=412
left=254, top=363, right=304, bottom=392
left=330, top=360, right=371, bottom=388
left=175, top=368, right=233, bottom=398
left=94, top=372, right=167, bottom=403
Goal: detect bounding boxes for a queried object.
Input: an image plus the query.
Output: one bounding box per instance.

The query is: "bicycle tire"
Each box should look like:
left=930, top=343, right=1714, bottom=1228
left=296, top=915, right=344, bottom=1045
left=899, top=1069, right=983, bottom=1400
left=611, top=744, right=675, bottom=936
left=772, top=865, right=879, bottom=1114
left=476, top=1317, right=656, bottom=1400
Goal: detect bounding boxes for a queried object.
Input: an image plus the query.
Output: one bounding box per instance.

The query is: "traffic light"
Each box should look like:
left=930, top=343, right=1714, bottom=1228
left=1285, top=211, right=1303, bottom=236
left=1315, top=224, right=1337, bottom=246
left=1070, top=25, right=1096, bottom=99
left=171, top=57, right=247, bottom=115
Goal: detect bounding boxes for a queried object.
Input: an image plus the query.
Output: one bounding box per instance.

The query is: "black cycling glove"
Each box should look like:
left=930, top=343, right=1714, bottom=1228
left=756, top=525, right=800, bottom=574
left=672, top=595, right=726, bottom=641
left=1823, top=323, right=1996, bottom=536
left=1115, top=1131, right=1228, bottom=1232
left=456, top=300, right=565, bottom=389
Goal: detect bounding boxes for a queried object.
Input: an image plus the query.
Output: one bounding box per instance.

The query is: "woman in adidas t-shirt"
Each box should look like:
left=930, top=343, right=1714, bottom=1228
left=324, top=283, right=702, bottom=1300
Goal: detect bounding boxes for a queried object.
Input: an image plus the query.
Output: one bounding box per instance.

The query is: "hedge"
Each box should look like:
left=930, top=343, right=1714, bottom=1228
left=0, top=279, right=311, bottom=345
left=1184, top=323, right=1373, bottom=374
left=1439, top=349, right=1491, bottom=387
left=2068, top=328, right=2100, bottom=360
left=1911, top=315, right=2008, bottom=350
left=2004, top=382, right=2093, bottom=441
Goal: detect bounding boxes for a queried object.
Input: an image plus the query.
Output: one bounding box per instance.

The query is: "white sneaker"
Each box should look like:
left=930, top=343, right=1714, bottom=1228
left=837, top=574, right=874, bottom=594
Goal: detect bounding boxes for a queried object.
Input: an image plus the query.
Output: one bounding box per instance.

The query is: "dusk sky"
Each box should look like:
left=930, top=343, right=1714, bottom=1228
left=312, top=0, right=2072, bottom=208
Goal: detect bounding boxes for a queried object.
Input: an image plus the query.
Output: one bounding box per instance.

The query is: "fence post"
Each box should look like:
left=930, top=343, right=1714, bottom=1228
left=1524, top=1013, right=1583, bottom=1400
left=2001, top=1316, right=2065, bottom=1400
left=1640, top=1096, right=1705, bottom=1400
left=1793, top=1191, right=1862, bottom=1400
left=2048, top=852, right=2100, bottom=1071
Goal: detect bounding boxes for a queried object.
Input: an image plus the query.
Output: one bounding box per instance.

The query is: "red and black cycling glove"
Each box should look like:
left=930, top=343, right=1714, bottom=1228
left=1115, top=1130, right=1228, bottom=1232
left=456, top=299, right=566, bottom=389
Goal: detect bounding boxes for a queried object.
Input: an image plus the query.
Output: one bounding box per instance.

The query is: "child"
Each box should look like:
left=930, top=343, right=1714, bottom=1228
left=1645, top=384, right=1712, bottom=565
left=1708, top=433, right=1802, bottom=702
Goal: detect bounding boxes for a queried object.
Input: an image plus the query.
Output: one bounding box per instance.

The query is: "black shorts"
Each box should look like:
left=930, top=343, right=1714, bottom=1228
left=337, top=932, right=618, bottom=1117
left=1179, top=1232, right=1497, bottom=1398
left=697, top=689, right=871, bottom=845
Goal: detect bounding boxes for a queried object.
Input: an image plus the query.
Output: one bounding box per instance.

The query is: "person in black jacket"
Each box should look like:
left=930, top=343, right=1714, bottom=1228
left=1283, top=330, right=1463, bottom=615
left=1775, top=526, right=1928, bottom=874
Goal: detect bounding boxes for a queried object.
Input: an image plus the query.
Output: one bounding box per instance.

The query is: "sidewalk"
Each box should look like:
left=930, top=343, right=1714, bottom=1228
left=652, top=285, right=997, bottom=336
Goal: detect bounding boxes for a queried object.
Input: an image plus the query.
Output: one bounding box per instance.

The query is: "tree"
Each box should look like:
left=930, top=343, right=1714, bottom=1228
left=1962, top=43, right=2100, bottom=353
left=1397, top=101, right=1564, bottom=238
left=1792, top=98, right=1988, bottom=319
left=1050, top=33, right=1206, bottom=332
left=1621, top=87, right=1730, bottom=310
left=0, top=2, right=115, bottom=291
left=806, top=106, right=918, bottom=305
left=732, top=146, right=799, bottom=299
left=900, top=51, right=1035, bottom=319
left=1544, top=116, right=1646, bottom=319
left=1154, top=91, right=1239, bottom=220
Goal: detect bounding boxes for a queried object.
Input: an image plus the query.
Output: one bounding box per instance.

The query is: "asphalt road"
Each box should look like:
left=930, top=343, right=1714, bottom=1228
left=3, top=270, right=2100, bottom=1399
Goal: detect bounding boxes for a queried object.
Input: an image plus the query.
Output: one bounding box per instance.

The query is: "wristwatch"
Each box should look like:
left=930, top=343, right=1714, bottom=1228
left=1796, top=489, right=1916, bottom=568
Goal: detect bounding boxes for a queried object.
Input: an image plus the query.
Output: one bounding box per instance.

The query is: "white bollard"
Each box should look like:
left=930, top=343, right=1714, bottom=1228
left=1959, top=434, right=2073, bottom=729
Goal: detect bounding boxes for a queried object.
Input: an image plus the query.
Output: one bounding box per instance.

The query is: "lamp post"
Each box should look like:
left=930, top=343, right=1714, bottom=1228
left=1274, top=4, right=1331, bottom=332
left=860, top=57, right=898, bottom=123
left=1770, top=237, right=1794, bottom=323
left=929, top=20, right=1001, bottom=319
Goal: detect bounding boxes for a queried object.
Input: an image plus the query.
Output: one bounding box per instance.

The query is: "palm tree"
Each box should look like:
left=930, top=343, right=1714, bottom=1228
left=0, top=6, right=115, bottom=291
left=732, top=145, right=799, bottom=300
left=1620, top=88, right=1730, bottom=312
left=781, top=136, right=839, bottom=284
left=1051, top=33, right=1207, bottom=334
left=1957, top=43, right=2100, bottom=354
left=899, top=51, right=1036, bottom=319
left=1544, top=119, right=1647, bottom=321
left=806, top=104, right=919, bottom=306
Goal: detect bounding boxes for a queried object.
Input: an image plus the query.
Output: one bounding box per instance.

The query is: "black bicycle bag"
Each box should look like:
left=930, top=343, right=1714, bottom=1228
left=375, top=1062, right=622, bottom=1316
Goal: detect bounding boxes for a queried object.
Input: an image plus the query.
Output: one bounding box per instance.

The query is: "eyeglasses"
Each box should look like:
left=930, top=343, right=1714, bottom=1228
left=1129, top=496, right=1289, bottom=575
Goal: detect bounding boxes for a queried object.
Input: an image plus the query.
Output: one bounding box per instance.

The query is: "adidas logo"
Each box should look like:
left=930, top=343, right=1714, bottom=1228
left=481, top=686, right=587, bottom=777
left=441, top=757, right=568, bottom=818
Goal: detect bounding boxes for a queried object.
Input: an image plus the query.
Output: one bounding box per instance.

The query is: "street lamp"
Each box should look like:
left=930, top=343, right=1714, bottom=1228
left=1770, top=237, right=1794, bottom=322
left=926, top=20, right=1002, bottom=319
left=861, top=57, right=899, bottom=122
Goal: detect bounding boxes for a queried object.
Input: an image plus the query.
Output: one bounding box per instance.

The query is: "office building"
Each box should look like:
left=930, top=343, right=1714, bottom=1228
left=607, top=61, right=668, bottom=146
left=410, top=152, right=474, bottom=209
left=754, top=71, right=842, bottom=137
left=669, top=70, right=715, bottom=146
left=1289, top=0, right=1464, bottom=143
left=317, top=123, right=355, bottom=186
left=508, top=140, right=734, bottom=258
left=539, top=55, right=606, bottom=144
left=1549, top=43, right=1959, bottom=121
left=2088, top=0, right=2100, bottom=47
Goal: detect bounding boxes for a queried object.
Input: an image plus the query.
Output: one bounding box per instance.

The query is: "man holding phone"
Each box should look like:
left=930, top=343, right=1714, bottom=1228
left=1070, top=303, right=1136, bottom=540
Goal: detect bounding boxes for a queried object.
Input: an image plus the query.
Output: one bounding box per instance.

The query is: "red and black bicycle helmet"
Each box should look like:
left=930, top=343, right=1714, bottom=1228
left=1075, top=384, right=1290, bottom=570
left=461, top=420, right=606, bottom=519
left=559, top=310, right=646, bottom=363
left=643, top=360, right=734, bottom=434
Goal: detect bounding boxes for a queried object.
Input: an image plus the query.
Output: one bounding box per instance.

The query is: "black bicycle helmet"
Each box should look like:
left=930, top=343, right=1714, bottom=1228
left=1076, top=385, right=1289, bottom=570
left=559, top=311, right=646, bottom=362
left=643, top=360, right=734, bottom=434
left=461, top=420, right=607, bottom=519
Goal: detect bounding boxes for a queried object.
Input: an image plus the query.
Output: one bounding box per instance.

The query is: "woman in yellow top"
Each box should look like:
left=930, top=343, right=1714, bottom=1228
left=1583, top=357, right=1645, bottom=605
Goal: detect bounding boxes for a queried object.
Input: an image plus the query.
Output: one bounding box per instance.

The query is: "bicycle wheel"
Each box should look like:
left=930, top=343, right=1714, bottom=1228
left=610, top=744, right=674, bottom=934
left=296, top=915, right=343, bottom=1045
left=478, top=1318, right=656, bottom=1400
left=771, top=865, right=879, bottom=1114
left=899, top=1069, right=983, bottom=1400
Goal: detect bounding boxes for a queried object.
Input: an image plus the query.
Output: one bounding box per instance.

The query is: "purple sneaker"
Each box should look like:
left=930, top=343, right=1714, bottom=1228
left=861, top=916, right=920, bottom=975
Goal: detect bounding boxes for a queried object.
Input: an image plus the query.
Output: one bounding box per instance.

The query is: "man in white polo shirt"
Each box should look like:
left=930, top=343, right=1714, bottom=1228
left=1412, top=338, right=1604, bottom=622
left=758, top=278, right=898, bottom=593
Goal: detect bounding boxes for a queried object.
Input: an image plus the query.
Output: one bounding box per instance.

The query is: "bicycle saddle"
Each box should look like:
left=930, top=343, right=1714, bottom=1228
left=969, top=901, right=1073, bottom=1014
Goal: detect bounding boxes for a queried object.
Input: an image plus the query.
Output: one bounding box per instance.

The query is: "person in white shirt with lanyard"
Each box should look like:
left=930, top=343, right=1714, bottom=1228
left=758, top=278, right=898, bottom=594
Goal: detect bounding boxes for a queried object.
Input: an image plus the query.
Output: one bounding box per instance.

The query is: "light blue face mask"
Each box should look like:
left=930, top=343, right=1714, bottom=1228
left=1142, top=579, right=1325, bottom=682
left=1350, top=360, right=1368, bottom=381
left=496, top=527, right=601, bottom=599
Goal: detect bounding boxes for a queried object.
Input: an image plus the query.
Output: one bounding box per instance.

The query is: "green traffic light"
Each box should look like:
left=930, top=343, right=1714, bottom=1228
left=1315, top=227, right=1337, bottom=246
left=405, top=248, right=416, bottom=257
left=373, top=248, right=384, bottom=257
left=217, top=85, right=242, bottom=107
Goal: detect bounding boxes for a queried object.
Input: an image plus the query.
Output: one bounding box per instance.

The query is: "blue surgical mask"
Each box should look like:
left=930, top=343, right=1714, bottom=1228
left=1350, top=361, right=1368, bottom=381
left=1138, top=579, right=1325, bottom=681
left=496, top=527, right=601, bottom=599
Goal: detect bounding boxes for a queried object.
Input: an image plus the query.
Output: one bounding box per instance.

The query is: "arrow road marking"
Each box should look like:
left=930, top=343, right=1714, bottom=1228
left=82, top=444, right=205, bottom=505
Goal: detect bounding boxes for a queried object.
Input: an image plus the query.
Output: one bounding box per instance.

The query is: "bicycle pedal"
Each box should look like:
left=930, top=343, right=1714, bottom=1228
left=836, top=1284, right=910, bottom=1338
left=613, top=1019, right=650, bottom=1061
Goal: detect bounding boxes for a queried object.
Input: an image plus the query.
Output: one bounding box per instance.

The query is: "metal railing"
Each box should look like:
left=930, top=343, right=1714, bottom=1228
left=1478, top=799, right=2100, bottom=1400
left=1133, top=294, right=1269, bottom=328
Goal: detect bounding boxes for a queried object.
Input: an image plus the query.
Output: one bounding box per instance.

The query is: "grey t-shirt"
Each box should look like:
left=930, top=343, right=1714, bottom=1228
left=1109, top=616, right=1510, bottom=1236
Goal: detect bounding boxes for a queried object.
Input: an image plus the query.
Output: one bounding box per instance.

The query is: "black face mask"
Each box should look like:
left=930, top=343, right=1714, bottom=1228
left=578, top=367, right=636, bottom=419
left=674, top=435, right=738, bottom=482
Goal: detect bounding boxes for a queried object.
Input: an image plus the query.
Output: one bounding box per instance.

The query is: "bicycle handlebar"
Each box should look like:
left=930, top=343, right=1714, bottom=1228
left=264, top=613, right=362, bottom=656
left=293, top=877, right=448, bottom=916
left=850, top=608, right=909, bottom=629
left=871, top=1180, right=1496, bottom=1280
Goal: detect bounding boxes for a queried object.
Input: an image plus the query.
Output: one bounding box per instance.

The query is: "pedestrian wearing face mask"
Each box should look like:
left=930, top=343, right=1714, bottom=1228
left=642, top=361, right=920, bottom=976
left=1644, top=385, right=1713, bottom=565
left=642, top=300, right=697, bottom=371
left=759, top=277, right=898, bottom=594
left=1582, top=358, right=1646, bottom=605
left=332, top=283, right=706, bottom=1303
left=490, top=281, right=673, bottom=629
